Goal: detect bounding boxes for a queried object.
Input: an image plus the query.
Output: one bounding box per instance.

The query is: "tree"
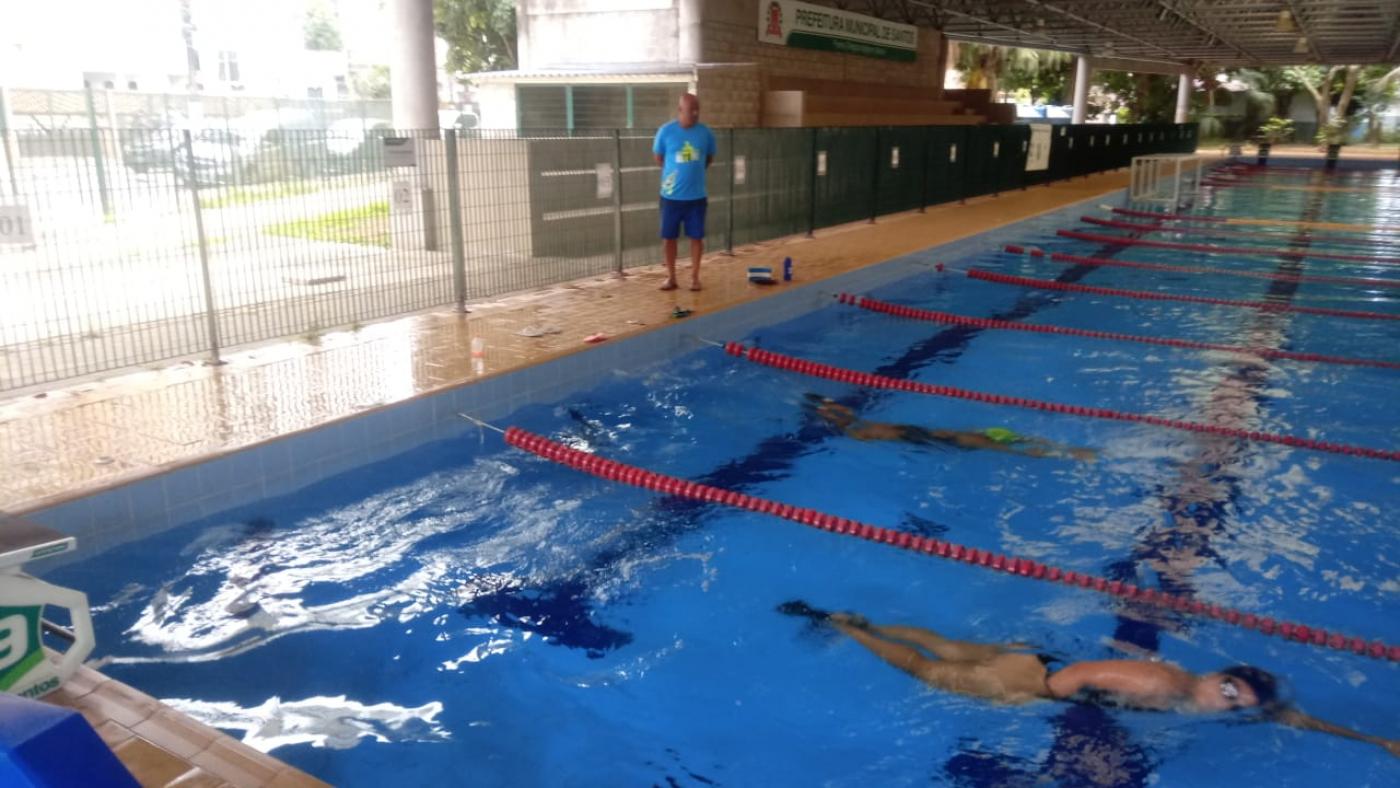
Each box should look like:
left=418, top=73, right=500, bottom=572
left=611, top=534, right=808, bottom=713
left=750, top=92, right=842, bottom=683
left=1283, top=65, right=1353, bottom=129
left=304, top=0, right=343, bottom=51
left=1360, top=65, right=1400, bottom=144
left=351, top=65, right=391, bottom=100
left=954, top=43, right=1073, bottom=103
left=435, top=0, right=517, bottom=75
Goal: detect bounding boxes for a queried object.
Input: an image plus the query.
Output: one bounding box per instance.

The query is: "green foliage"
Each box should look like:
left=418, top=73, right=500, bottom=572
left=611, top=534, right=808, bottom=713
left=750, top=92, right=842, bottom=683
left=1096, top=71, right=1175, bottom=123
left=304, top=0, right=343, bottom=51
left=1315, top=116, right=1351, bottom=146
left=955, top=44, right=1072, bottom=103
left=1255, top=117, right=1294, bottom=144
left=351, top=65, right=392, bottom=100
left=435, top=0, right=517, bottom=74
left=265, top=202, right=390, bottom=248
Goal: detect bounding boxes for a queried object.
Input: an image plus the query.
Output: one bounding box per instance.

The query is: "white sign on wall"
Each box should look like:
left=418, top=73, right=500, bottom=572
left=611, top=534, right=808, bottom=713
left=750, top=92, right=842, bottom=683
left=391, top=181, right=414, bottom=213
left=383, top=137, right=417, bottom=168
left=734, top=155, right=747, bottom=185
left=816, top=150, right=828, bottom=176
left=596, top=163, right=614, bottom=199
left=890, top=146, right=900, bottom=169
left=0, top=205, right=34, bottom=245
left=1025, top=124, right=1052, bottom=172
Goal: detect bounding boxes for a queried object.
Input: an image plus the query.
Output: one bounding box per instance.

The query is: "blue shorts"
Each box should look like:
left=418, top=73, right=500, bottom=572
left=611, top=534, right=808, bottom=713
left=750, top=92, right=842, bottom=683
left=659, top=197, right=707, bottom=240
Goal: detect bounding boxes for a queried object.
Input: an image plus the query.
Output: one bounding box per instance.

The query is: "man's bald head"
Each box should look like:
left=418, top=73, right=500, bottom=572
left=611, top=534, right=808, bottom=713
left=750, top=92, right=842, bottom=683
left=677, top=93, right=701, bottom=128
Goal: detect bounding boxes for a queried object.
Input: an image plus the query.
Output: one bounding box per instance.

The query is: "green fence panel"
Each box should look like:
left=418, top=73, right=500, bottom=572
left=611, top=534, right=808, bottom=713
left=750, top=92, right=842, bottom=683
left=730, top=128, right=810, bottom=247
left=922, top=126, right=969, bottom=207
left=875, top=126, right=927, bottom=217
left=813, top=127, right=878, bottom=229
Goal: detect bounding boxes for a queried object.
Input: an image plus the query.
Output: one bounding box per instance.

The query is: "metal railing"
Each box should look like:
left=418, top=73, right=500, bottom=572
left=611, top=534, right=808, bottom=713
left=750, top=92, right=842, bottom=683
left=0, top=122, right=1197, bottom=392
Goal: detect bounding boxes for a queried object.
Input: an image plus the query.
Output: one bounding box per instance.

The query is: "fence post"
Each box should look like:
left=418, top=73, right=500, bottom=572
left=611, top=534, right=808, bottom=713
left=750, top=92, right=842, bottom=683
left=725, top=126, right=735, bottom=255
left=612, top=128, right=625, bottom=276
left=444, top=129, right=469, bottom=312
left=806, top=127, right=818, bottom=238
left=0, top=86, right=19, bottom=198
left=182, top=130, right=222, bottom=365
left=84, top=84, right=113, bottom=218
left=869, top=127, right=880, bottom=223
left=918, top=126, right=929, bottom=213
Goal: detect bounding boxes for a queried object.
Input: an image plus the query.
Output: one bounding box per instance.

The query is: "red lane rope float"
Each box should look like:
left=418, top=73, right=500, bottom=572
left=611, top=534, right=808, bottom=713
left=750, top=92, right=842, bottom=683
left=967, top=268, right=1400, bottom=323
left=722, top=341, right=1400, bottom=461
left=1056, top=229, right=1400, bottom=265
left=1081, top=215, right=1400, bottom=253
left=1110, top=207, right=1400, bottom=237
left=1003, top=244, right=1400, bottom=290
left=837, top=293, right=1400, bottom=372
left=504, top=425, right=1400, bottom=661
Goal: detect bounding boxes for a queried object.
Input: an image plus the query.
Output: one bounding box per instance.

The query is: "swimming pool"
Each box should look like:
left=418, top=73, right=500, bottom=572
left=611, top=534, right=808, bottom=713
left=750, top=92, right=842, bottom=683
left=50, top=163, right=1400, bottom=786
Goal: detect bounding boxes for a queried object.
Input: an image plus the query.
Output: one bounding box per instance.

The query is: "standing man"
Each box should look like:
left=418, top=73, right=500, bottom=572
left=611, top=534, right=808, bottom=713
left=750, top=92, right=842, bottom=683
left=653, top=93, right=716, bottom=291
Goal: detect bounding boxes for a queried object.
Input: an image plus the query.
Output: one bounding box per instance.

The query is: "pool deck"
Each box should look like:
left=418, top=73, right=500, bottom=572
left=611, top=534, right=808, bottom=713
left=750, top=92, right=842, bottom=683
left=47, top=665, right=327, bottom=787
left=3, top=167, right=1143, bottom=517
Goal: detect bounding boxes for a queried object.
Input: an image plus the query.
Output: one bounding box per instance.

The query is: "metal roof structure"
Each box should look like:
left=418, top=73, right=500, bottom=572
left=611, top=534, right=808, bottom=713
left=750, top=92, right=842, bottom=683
left=816, top=1, right=1400, bottom=67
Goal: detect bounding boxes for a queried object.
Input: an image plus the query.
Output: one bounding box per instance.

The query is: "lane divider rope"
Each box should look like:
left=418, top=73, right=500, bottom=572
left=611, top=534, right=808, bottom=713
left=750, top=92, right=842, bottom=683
left=837, top=293, right=1400, bottom=371
left=1108, top=206, right=1400, bottom=237
left=1080, top=215, right=1400, bottom=252
left=504, top=426, right=1400, bottom=661
left=722, top=341, right=1400, bottom=461
left=967, top=268, right=1400, bottom=323
left=1004, top=244, right=1400, bottom=290
left=1056, top=229, right=1400, bottom=265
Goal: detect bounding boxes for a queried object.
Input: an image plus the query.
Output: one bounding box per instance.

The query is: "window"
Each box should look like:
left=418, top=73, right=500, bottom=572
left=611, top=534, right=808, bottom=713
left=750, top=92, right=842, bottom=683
left=517, top=85, right=569, bottom=131
left=127, top=80, right=138, bottom=90
left=217, top=51, right=240, bottom=83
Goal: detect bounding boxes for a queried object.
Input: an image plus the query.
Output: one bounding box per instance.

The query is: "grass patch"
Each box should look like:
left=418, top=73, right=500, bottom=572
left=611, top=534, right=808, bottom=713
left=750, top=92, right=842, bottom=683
left=264, top=202, right=390, bottom=248
left=200, top=180, right=322, bottom=209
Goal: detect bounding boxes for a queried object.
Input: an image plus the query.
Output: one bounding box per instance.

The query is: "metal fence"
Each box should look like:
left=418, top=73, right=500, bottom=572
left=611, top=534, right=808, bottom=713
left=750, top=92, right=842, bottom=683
left=0, top=121, right=1197, bottom=392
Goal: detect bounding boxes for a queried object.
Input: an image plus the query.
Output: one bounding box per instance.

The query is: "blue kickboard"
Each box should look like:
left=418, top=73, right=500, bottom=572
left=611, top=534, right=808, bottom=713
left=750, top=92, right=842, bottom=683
left=0, top=693, right=138, bottom=787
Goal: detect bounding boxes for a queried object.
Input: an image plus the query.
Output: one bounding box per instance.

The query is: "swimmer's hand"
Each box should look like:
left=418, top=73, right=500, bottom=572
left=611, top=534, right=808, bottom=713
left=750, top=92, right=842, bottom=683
left=1384, top=739, right=1400, bottom=759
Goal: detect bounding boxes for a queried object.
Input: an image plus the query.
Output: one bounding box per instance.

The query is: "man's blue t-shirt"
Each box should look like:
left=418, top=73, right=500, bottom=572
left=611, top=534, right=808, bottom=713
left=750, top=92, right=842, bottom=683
left=653, top=121, right=716, bottom=201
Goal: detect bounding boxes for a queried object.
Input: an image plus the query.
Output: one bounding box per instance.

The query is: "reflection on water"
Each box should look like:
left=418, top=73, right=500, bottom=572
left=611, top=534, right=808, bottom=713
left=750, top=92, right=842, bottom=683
left=165, top=695, right=448, bottom=751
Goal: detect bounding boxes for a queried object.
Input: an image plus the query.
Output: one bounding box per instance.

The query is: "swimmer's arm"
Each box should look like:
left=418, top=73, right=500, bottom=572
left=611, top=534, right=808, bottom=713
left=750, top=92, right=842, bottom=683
left=1045, top=660, right=1190, bottom=706
left=1272, top=708, right=1400, bottom=758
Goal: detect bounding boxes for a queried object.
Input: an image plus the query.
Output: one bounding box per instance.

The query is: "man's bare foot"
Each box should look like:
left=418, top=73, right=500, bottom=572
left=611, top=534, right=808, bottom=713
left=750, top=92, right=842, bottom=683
left=659, top=281, right=678, bottom=291
left=689, top=281, right=702, bottom=291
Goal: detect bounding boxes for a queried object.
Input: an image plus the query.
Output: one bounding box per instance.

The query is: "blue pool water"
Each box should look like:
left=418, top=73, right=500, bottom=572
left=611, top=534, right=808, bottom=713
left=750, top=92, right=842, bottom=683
left=52, top=165, right=1400, bottom=786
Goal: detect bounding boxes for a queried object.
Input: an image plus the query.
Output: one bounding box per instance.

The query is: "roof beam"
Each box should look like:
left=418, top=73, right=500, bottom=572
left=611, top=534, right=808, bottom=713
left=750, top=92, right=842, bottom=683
left=1018, top=0, right=1183, bottom=61
left=1154, top=1, right=1260, bottom=64
left=1283, top=0, right=1326, bottom=62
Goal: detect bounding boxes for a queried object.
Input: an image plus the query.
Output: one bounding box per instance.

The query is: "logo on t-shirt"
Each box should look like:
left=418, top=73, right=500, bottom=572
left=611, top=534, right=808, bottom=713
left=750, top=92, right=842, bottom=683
left=676, top=141, right=700, bottom=164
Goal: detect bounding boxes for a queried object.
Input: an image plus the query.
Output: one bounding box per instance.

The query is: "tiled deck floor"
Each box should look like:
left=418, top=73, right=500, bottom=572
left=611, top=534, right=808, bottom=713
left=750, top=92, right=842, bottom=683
left=47, top=666, right=327, bottom=787
left=2, top=169, right=1136, bottom=516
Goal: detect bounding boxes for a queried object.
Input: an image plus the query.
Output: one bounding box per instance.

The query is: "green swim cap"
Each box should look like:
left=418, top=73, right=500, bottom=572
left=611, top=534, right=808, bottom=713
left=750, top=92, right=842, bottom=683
left=982, top=427, right=1023, bottom=444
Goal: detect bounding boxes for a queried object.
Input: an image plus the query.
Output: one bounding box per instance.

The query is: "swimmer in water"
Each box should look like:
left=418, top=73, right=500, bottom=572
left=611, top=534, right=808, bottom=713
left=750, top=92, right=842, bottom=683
left=804, top=394, right=1096, bottom=462
left=778, top=601, right=1400, bottom=758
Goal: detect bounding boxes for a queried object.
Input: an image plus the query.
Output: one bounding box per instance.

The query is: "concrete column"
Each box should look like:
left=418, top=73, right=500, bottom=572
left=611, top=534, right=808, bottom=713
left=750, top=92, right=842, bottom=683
left=390, top=0, right=438, bottom=129
left=678, top=0, right=703, bottom=64
left=1175, top=72, right=1191, bottom=123
left=515, top=1, right=533, bottom=69
left=931, top=33, right=951, bottom=100
left=1071, top=56, right=1091, bottom=124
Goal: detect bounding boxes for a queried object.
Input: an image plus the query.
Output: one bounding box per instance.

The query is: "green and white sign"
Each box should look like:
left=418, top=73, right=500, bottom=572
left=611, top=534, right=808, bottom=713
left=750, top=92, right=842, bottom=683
left=0, top=606, right=44, bottom=694
left=758, top=0, right=918, bottom=62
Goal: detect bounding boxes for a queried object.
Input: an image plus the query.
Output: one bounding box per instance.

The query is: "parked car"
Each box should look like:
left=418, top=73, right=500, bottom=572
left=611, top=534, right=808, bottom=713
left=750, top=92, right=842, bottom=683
left=120, top=114, right=187, bottom=173
left=324, top=118, right=393, bottom=173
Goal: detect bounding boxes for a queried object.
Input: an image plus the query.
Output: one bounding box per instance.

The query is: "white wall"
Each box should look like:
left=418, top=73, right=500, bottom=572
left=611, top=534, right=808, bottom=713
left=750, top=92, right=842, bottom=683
left=519, top=0, right=680, bottom=68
